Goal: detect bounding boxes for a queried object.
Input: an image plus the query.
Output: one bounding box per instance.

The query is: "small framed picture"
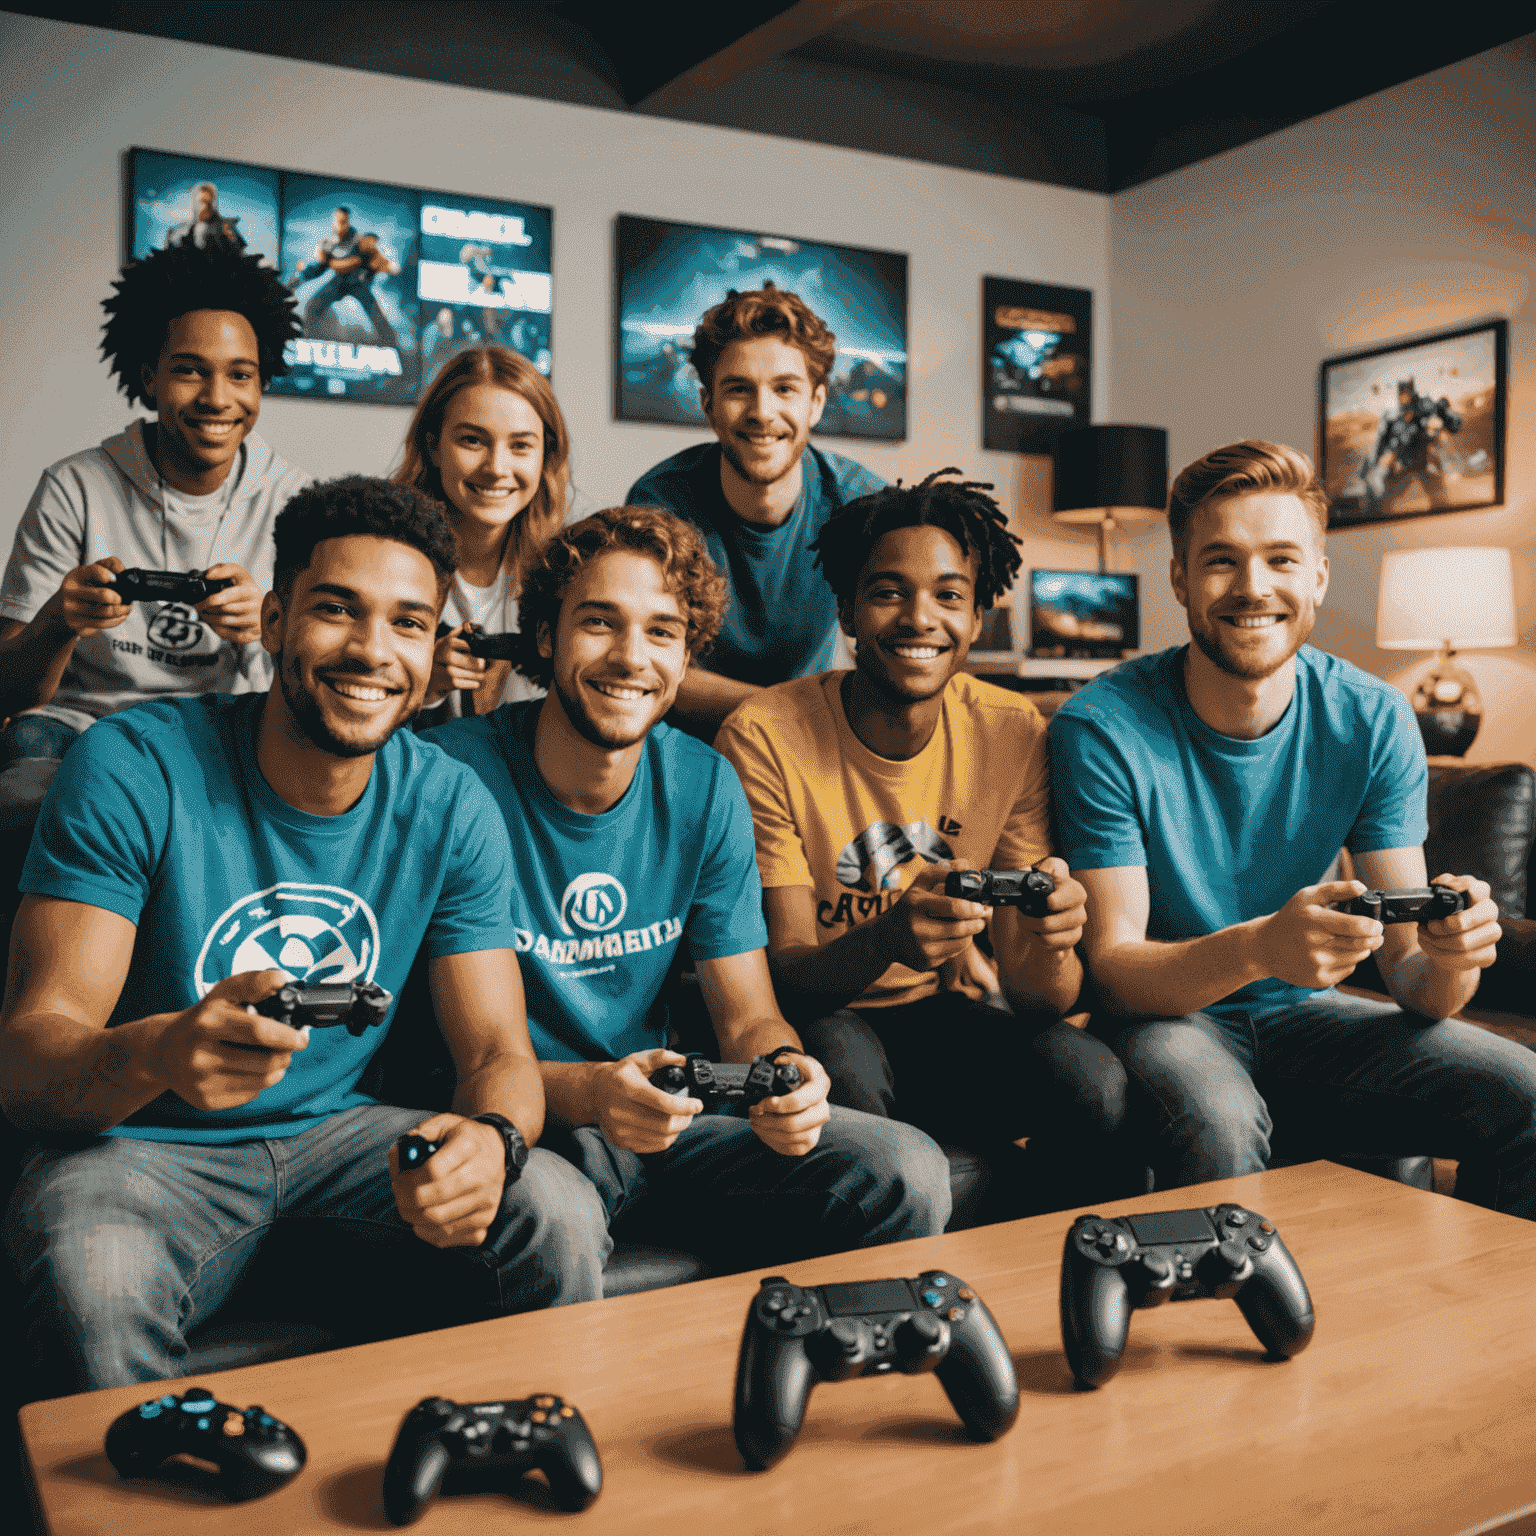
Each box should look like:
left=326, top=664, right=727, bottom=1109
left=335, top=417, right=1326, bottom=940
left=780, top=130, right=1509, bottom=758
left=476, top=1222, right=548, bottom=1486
left=1319, top=319, right=1506, bottom=528
left=981, top=276, right=1091, bottom=455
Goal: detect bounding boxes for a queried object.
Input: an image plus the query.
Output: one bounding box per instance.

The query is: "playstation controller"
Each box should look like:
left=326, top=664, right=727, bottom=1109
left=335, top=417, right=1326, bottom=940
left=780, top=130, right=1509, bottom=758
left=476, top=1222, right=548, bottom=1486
left=397, top=1133, right=439, bottom=1171
left=1331, top=886, right=1468, bottom=924
left=109, top=568, right=235, bottom=604
left=650, top=1052, right=802, bottom=1109
left=104, top=1387, right=305, bottom=1501
left=463, top=624, right=521, bottom=661
left=255, top=979, right=393, bottom=1036
left=1060, top=1204, right=1314, bottom=1389
left=734, top=1270, right=1018, bottom=1470
left=382, top=1394, right=602, bottom=1524
left=944, top=868, right=1054, bottom=918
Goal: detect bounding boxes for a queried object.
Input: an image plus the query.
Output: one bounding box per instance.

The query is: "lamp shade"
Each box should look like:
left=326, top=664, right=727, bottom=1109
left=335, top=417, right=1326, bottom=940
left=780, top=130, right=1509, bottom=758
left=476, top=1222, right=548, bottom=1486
left=1376, top=547, right=1517, bottom=650
left=1052, top=425, right=1168, bottom=525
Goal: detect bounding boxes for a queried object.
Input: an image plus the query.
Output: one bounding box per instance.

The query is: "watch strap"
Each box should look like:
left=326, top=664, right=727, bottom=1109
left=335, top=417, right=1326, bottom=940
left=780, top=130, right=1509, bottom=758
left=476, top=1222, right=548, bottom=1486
left=762, top=1045, right=801, bottom=1064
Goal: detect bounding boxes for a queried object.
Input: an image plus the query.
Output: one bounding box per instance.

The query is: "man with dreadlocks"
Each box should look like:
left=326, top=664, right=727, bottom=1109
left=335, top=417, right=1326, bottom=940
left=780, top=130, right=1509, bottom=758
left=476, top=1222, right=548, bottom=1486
left=0, top=241, right=310, bottom=830
left=716, top=470, right=1137, bottom=1212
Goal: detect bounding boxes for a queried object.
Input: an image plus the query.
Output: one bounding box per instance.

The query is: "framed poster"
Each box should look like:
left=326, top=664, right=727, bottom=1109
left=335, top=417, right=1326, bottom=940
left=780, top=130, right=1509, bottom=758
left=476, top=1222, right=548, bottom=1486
left=982, top=276, right=1091, bottom=455
left=615, top=214, right=908, bottom=442
left=1319, top=320, right=1506, bottom=528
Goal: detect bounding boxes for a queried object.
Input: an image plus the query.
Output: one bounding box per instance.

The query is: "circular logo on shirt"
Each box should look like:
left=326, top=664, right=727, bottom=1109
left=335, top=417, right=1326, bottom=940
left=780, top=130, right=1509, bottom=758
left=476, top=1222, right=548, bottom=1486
left=558, top=872, right=628, bottom=936
left=193, top=883, right=381, bottom=997
left=146, top=603, right=206, bottom=652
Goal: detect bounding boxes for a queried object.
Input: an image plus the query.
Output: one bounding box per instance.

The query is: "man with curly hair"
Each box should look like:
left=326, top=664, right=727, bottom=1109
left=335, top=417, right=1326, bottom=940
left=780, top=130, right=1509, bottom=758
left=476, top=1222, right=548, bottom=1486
left=2, top=478, right=606, bottom=1397
left=625, top=283, right=886, bottom=734
left=429, top=505, right=951, bottom=1272
left=715, top=472, right=1137, bottom=1214
left=0, top=241, right=311, bottom=831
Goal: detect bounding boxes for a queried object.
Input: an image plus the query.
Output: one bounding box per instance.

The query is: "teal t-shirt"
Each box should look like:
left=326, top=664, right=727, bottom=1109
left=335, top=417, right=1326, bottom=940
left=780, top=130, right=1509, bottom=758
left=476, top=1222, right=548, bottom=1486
left=1048, top=645, right=1428, bottom=1016
left=626, top=442, right=886, bottom=686
left=428, top=701, right=768, bottom=1063
left=21, top=694, right=519, bottom=1142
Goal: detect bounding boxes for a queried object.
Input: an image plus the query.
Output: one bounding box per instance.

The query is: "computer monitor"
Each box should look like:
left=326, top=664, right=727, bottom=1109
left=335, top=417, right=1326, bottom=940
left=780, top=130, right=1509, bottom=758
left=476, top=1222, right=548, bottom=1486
left=1029, top=570, right=1139, bottom=659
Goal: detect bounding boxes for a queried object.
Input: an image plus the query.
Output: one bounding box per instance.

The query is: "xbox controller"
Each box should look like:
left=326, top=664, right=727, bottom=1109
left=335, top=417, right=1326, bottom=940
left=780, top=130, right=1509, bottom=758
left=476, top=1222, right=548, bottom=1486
left=734, top=1270, right=1018, bottom=1470
left=944, top=868, right=1054, bottom=918
left=1060, top=1204, right=1314, bottom=1389
left=650, top=1052, right=802, bottom=1109
left=463, top=624, right=520, bottom=661
left=109, top=568, right=235, bottom=604
left=1332, top=886, right=1468, bottom=924
left=382, top=1393, right=601, bottom=1524
left=397, top=1133, right=439, bottom=1171
left=105, top=1387, right=305, bottom=1501
left=255, top=980, right=393, bottom=1036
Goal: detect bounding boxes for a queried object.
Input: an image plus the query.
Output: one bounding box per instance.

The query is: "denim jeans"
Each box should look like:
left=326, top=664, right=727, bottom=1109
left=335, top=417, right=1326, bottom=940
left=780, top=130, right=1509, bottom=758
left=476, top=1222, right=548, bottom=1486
left=0, top=713, right=78, bottom=837
left=1093, top=990, right=1536, bottom=1218
left=3, top=1104, right=610, bottom=1398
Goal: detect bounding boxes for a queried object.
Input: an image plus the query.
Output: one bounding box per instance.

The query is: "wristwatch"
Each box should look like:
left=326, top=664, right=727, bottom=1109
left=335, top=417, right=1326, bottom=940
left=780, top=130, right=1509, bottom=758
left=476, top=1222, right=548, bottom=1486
left=762, top=1044, right=802, bottom=1065
left=471, top=1112, right=529, bottom=1187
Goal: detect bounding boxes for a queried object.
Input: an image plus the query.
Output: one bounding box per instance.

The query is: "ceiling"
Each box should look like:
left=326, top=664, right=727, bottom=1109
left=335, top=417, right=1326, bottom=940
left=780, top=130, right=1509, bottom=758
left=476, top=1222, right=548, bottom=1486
left=13, top=2, right=1532, bottom=192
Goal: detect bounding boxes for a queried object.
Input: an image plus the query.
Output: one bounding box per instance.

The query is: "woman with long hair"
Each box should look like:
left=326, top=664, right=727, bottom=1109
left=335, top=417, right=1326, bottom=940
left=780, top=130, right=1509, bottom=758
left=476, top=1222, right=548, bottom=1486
left=394, top=345, right=572, bottom=716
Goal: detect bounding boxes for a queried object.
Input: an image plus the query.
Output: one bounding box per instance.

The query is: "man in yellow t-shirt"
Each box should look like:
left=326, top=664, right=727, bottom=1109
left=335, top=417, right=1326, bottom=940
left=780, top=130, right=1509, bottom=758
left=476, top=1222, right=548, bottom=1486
left=716, top=471, right=1138, bottom=1210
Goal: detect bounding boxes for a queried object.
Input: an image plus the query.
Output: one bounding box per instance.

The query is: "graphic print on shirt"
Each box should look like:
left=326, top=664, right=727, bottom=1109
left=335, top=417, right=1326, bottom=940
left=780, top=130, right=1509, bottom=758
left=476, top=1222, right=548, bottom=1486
left=146, top=603, right=205, bottom=652
left=194, top=882, right=381, bottom=996
left=514, top=870, right=683, bottom=974
left=835, top=819, right=954, bottom=892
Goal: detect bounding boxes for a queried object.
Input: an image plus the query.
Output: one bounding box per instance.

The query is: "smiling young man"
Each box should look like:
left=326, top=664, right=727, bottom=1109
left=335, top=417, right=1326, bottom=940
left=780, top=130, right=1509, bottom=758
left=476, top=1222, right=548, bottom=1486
left=715, top=472, right=1135, bottom=1212
left=1049, top=439, right=1536, bottom=1216
left=0, top=477, right=604, bottom=1398
left=429, top=505, right=950, bottom=1270
left=0, top=242, right=310, bottom=833
left=625, top=284, right=886, bottom=734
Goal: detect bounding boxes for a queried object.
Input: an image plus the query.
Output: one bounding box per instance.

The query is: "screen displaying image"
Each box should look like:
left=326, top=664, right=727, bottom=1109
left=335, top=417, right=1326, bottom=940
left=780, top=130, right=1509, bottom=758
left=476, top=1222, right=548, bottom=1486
left=1029, top=570, right=1138, bottom=658
left=616, top=214, right=908, bottom=442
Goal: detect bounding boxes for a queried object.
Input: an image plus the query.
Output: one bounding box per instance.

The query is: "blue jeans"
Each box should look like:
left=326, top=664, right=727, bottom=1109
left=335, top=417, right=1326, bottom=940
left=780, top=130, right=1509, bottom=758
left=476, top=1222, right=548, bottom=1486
left=3, top=1104, right=610, bottom=1398
left=1093, top=991, right=1536, bottom=1218
left=551, top=1105, right=951, bottom=1271
left=0, top=713, right=78, bottom=837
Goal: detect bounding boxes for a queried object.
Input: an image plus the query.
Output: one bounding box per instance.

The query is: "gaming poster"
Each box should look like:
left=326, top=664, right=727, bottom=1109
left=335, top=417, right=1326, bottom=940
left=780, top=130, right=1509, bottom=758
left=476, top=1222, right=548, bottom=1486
left=981, top=277, right=1092, bottom=455
left=128, top=149, right=281, bottom=265
left=616, top=215, right=908, bottom=442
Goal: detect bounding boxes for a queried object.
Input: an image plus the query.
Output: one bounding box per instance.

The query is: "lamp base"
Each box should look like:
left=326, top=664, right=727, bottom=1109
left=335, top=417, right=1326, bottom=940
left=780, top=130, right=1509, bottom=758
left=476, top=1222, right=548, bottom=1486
left=1411, top=651, right=1482, bottom=758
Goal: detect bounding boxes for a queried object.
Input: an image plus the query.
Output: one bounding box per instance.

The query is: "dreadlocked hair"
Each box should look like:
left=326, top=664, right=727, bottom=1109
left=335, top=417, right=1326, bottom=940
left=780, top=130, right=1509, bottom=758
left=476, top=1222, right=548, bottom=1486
left=101, top=243, right=300, bottom=406
left=810, top=468, right=1023, bottom=609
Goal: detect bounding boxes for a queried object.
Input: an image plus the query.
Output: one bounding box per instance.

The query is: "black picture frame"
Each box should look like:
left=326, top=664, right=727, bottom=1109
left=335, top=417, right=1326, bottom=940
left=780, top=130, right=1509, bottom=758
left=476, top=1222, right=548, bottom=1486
left=1318, top=319, right=1506, bottom=528
left=981, top=276, right=1092, bottom=455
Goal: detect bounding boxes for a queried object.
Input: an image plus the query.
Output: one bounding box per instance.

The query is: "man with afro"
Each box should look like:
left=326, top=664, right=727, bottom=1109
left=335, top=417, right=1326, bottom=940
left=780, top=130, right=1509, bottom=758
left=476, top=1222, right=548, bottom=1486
left=0, top=241, right=310, bottom=831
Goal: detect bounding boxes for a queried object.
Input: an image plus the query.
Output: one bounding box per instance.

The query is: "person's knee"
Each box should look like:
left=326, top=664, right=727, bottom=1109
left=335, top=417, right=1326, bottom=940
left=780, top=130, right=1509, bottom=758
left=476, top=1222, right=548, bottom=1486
left=823, top=1109, right=952, bottom=1236
left=798, top=1011, right=894, bottom=1117
left=494, top=1150, right=609, bottom=1306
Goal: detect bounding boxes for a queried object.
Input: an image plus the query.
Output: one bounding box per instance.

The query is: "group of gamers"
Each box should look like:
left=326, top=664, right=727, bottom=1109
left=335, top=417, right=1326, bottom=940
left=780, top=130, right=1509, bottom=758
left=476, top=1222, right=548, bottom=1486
left=1, top=242, right=1530, bottom=1402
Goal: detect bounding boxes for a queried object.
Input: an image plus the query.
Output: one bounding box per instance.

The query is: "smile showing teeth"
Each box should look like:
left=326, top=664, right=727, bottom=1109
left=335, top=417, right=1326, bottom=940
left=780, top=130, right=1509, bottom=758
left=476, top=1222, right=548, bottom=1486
left=890, top=644, right=943, bottom=659
left=469, top=485, right=513, bottom=498
left=324, top=678, right=393, bottom=702
left=1226, top=615, right=1282, bottom=628
left=191, top=418, right=239, bottom=436
left=590, top=680, right=647, bottom=702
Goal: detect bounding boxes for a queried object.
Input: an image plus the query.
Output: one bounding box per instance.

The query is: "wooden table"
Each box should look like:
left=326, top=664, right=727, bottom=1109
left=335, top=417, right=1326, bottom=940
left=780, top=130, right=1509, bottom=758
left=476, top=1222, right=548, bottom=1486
left=21, top=1162, right=1536, bottom=1535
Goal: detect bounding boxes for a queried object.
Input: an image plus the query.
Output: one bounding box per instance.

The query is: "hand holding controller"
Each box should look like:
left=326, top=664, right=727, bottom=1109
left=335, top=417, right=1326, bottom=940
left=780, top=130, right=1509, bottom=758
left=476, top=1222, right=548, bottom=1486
left=397, top=1133, right=439, bottom=1171
left=382, top=1394, right=602, bottom=1524
left=109, top=568, right=236, bottom=604
left=463, top=624, right=521, bottom=661
left=650, top=1052, right=802, bottom=1109
left=1060, top=1205, right=1315, bottom=1388
left=255, top=979, right=393, bottom=1036
left=1331, top=886, right=1469, bottom=924
left=944, top=868, right=1054, bottom=918
left=734, top=1270, right=1019, bottom=1470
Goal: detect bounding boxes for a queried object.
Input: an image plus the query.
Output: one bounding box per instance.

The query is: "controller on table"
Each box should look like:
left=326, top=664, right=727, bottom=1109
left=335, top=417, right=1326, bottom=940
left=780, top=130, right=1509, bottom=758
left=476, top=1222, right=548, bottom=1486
left=650, top=1051, right=802, bottom=1109
left=1060, top=1204, right=1315, bottom=1389
left=108, top=568, right=235, bottom=604
left=733, top=1270, right=1019, bottom=1470
left=944, top=868, right=1054, bottom=918
left=255, top=979, right=393, bottom=1036
left=1331, top=886, right=1468, bottom=924
left=463, top=623, right=520, bottom=661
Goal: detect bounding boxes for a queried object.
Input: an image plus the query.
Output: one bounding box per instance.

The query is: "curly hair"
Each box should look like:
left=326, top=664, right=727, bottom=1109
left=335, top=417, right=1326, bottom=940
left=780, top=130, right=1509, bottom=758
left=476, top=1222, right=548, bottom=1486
left=810, top=468, right=1023, bottom=611
left=101, top=243, right=300, bottom=406
left=1167, top=440, right=1328, bottom=562
left=513, top=506, right=729, bottom=689
left=690, top=282, right=837, bottom=396
left=272, top=476, right=458, bottom=604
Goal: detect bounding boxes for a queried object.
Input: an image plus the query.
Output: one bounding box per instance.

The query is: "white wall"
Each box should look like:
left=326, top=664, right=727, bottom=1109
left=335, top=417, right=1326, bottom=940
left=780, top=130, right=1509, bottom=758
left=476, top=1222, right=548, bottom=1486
left=0, top=10, right=1113, bottom=646
left=1109, top=37, right=1536, bottom=767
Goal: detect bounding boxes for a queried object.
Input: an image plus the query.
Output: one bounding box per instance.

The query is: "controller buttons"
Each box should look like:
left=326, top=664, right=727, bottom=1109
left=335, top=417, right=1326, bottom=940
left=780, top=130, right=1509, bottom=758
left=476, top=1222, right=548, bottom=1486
left=958, top=1287, right=975, bottom=1301
left=765, top=1294, right=786, bottom=1311
left=137, top=1404, right=162, bottom=1419
left=560, top=1407, right=574, bottom=1418
left=930, top=1275, right=950, bottom=1287
left=223, top=1413, right=245, bottom=1437
left=195, top=1417, right=211, bottom=1431
left=829, top=1321, right=862, bottom=1355
left=1259, top=1220, right=1275, bottom=1234
left=531, top=1410, right=548, bottom=1424
left=776, top=1311, right=801, bottom=1332
left=1246, top=1235, right=1271, bottom=1252
left=1225, top=1211, right=1247, bottom=1226
left=947, top=1307, right=966, bottom=1322
left=533, top=1395, right=556, bottom=1408
left=922, top=1289, right=944, bottom=1307
left=181, top=1398, right=216, bottom=1413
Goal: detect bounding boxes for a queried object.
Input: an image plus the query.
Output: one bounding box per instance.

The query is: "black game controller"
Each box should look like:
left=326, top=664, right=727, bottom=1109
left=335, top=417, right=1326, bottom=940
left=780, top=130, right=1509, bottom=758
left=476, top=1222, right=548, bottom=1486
left=463, top=624, right=520, bottom=661
left=109, top=568, right=235, bottom=604
left=1060, top=1205, right=1315, bottom=1389
left=255, top=979, right=393, bottom=1036
left=104, top=1387, right=305, bottom=1501
left=650, top=1052, right=802, bottom=1109
left=944, top=868, right=1054, bottom=918
left=397, top=1133, right=439, bottom=1171
left=382, top=1394, right=602, bottom=1524
left=734, top=1271, right=1019, bottom=1470
left=1332, top=886, right=1468, bottom=924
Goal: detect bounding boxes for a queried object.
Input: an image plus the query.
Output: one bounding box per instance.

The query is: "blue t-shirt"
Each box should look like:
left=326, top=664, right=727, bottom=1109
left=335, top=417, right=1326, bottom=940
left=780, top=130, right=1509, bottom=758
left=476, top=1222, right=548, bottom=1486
left=626, top=442, right=886, bottom=686
left=21, top=694, right=519, bottom=1143
left=1048, top=645, right=1428, bottom=1015
left=428, top=701, right=768, bottom=1063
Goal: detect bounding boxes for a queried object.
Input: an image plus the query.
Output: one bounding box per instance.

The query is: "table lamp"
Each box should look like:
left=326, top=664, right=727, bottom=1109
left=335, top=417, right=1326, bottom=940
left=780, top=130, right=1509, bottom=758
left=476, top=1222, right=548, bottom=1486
left=1052, top=425, right=1168, bottom=573
left=1376, top=546, right=1517, bottom=756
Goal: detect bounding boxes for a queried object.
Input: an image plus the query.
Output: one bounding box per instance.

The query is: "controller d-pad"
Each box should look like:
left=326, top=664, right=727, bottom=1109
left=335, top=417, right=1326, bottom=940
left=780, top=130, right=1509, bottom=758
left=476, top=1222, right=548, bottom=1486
left=1225, top=1210, right=1247, bottom=1227
left=1247, top=1235, right=1270, bottom=1252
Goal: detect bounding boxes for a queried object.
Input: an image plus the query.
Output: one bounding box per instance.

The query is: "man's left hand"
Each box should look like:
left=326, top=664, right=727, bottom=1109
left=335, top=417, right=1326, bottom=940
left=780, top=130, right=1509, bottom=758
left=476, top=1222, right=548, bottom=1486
left=747, top=1051, right=831, bottom=1157
left=197, top=564, right=265, bottom=645
left=1418, top=874, right=1501, bottom=976
left=390, top=1112, right=506, bottom=1248
left=1024, top=856, right=1088, bottom=951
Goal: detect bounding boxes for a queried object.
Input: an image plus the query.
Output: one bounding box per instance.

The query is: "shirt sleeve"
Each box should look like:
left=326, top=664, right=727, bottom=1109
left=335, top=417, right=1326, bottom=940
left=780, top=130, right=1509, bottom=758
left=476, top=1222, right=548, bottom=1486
left=1346, top=685, right=1430, bottom=853
left=1, top=469, right=85, bottom=625
left=422, top=769, right=522, bottom=957
left=1047, top=708, right=1149, bottom=870
left=714, top=712, right=814, bottom=890
left=989, top=713, right=1053, bottom=870
left=684, top=759, right=771, bottom=960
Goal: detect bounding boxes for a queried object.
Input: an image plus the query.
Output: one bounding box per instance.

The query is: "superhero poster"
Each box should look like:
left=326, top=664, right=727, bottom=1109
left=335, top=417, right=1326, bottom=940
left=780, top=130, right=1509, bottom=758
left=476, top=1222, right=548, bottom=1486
left=1319, top=320, right=1506, bottom=527
left=981, top=276, right=1092, bottom=456
left=615, top=215, right=908, bottom=442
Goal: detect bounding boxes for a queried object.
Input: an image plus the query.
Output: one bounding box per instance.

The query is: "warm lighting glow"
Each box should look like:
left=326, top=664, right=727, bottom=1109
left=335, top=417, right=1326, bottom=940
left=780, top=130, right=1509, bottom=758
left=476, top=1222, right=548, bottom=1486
left=1376, top=547, right=1517, bottom=651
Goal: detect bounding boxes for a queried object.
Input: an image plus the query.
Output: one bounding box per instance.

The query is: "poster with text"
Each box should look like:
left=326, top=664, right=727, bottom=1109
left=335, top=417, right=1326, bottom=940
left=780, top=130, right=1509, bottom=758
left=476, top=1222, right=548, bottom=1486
left=981, top=276, right=1091, bottom=455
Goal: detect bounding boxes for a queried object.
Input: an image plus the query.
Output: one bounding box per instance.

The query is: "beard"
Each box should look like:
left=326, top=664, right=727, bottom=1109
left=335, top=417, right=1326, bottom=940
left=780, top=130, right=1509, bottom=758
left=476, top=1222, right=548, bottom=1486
left=716, top=427, right=805, bottom=488
left=1189, top=610, right=1314, bottom=680
left=551, top=672, right=662, bottom=752
left=279, top=653, right=414, bottom=758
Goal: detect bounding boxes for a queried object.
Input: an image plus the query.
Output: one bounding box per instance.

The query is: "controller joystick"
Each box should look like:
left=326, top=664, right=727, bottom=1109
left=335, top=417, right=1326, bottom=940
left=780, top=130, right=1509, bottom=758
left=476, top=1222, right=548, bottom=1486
left=108, top=568, right=236, bottom=605
left=397, top=1134, right=439, bottom=1172
left=1060, top=1204, right=1314, bottom=1389
left=733, top=1270, right=1018, bottom=1470
left=255, top=979, right=393, bottom=1036
left=944, top=868, right=1054, bottom=918
left=649, top=1052, right=802, bottom=1109
left=104, top=1387, right=305, bottom=1501
left=463, top=624, right=521, bottom=661
left=382, top=1393, right=602, bottom=1524
left=1331, top=886, right=1468, bottom=924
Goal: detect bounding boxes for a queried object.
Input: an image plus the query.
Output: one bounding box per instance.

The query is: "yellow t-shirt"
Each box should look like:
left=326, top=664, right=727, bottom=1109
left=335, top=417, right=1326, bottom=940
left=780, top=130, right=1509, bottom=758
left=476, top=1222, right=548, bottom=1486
left=715, top=670, right=1051, bottom=1008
